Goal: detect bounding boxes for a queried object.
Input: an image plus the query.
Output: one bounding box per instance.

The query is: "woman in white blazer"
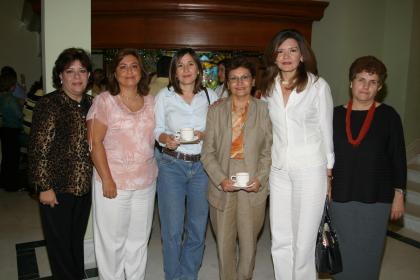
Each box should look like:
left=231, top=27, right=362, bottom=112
left=260, top=29, right=334, bottom=280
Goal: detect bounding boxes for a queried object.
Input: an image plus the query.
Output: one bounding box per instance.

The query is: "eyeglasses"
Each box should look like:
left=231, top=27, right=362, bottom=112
left=228, top=74, right=252, bottom=83
left=275, top=47, right=300, bottom=57
left=63, top=68, right=88, bottom=77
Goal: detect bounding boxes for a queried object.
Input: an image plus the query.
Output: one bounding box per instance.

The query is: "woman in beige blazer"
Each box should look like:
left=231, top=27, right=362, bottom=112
left=201, top=57, right=272, bottom=280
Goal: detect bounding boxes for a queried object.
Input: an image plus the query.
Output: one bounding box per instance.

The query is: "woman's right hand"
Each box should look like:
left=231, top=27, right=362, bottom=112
left=165, top=134, right=180, bottom=150
left=221, top=178, right=239, bottom=192
left=102, top=179, right=117, bottom=199
left=39, top=189, right=59, bottom=208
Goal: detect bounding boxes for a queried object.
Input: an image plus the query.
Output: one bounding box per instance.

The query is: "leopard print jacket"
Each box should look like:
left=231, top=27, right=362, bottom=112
left=28, top=90, right=93, bottom=196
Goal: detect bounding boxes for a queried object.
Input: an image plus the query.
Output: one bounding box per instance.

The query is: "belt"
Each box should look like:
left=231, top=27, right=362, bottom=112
left=162, top=148, right=201, bottom=162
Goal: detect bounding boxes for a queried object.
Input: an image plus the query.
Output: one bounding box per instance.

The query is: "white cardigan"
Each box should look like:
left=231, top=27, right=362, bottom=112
left=264, top=73, right=334, bottom=170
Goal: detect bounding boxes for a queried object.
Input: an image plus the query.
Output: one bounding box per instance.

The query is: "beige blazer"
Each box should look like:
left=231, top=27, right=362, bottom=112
left=201, top=97, right=273, bottom=210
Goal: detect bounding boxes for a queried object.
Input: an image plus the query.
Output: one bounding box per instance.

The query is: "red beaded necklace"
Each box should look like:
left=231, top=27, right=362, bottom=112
left=345, top=100, right=376, bottom=147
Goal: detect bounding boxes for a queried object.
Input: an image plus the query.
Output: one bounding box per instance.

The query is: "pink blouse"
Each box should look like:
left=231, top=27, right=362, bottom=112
left=87, top=91, right=158, bottom=190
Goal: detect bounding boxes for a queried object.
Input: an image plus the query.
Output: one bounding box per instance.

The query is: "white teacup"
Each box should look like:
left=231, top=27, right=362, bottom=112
left=230, top=172, right=250, bottom=188
left=176, top=128, right=195, bottom=141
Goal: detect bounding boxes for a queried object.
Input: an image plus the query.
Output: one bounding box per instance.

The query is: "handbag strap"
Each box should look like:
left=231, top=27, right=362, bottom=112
left=324, top=198, right=332, bottom=224
left=319, top=197, right=332, bottom=229
left=203, top=87, right=210, bottom=105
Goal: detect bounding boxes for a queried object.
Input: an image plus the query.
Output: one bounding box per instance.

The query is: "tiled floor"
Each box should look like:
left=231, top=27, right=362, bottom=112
left=1, top=189, right=420, bottom=280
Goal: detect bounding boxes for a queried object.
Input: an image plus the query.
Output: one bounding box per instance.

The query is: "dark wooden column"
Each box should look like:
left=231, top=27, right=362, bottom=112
left=92, top=0, right=328, bottom=51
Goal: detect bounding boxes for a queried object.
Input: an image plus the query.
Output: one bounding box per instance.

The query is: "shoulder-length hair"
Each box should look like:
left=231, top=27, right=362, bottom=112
left=52, top=48, right=92, bottom=90
left=261, top=29, right=318, bottom=96
left=168, top=48, right=204, bottom=95
left=108, top=48, right=149, bottom=96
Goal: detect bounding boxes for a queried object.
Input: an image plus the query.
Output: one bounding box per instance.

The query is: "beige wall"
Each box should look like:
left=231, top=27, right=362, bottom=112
left=0, top=0, right=41, bottom=89
left=382, top=0, right=412, bottom=117
left=42, top=0, right=93, bottom=239
left=42, top=0, right=91, bottom=93
left=404, top=1, right=420, bottom=144
left=312, top=0, right=419, bottom=145
left=312, top=0, right=386, bottom=106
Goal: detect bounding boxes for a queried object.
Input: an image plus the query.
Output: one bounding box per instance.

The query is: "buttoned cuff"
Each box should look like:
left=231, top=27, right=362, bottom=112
left=326, top=152, right=335, bottom=169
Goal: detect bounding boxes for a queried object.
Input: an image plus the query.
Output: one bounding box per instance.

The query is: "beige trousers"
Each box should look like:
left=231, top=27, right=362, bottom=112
left=210, top=159, right=267, bottom=280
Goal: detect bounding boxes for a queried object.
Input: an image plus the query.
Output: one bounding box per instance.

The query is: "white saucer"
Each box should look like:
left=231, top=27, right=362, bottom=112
left=233, top=183, right=250, bottom=189
left=179, top=136, right=199, bottom=144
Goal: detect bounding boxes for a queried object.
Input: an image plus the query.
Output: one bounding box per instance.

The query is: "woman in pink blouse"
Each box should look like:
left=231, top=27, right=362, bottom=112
left=87, top=49, right=158, bottom=280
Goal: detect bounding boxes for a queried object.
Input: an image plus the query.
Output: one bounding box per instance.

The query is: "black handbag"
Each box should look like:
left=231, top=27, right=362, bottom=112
left=315, top=199, right=343, bottom=274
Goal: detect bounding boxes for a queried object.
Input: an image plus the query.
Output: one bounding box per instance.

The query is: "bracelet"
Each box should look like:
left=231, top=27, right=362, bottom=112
left=394, top=188, right=406, bottom=195
left=327, top=175, right=334, bottom=180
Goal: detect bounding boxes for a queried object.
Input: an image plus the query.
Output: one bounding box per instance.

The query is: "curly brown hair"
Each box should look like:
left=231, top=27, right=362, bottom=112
left=349, top=56, right=387, bottom=85
left=52, top=48, right=92, bottom=90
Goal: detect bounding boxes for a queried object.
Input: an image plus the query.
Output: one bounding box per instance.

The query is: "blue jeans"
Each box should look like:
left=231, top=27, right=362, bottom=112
left=157, top=153, right=209, bottom=280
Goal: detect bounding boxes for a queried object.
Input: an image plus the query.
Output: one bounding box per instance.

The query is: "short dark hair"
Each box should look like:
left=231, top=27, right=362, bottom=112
left=156, top=56, right=172, bottom=78
left=261, top=29, right=318, bottom=95
left=1, top=66, right=17, bottom=86
left=217, top=59, right=231, bottom=67
left=108, top=48, right=149, bottom=96
left=0, top=74, right=16, bottom=92
left=226, top=56, right=256, bottom=80
left=52, top=48, right=92, bottom=90
left=168, top=48, right=204, bottom=95
left=1, top=66, right=17, bottom=79
left=349, top=56, right=387, bottom=85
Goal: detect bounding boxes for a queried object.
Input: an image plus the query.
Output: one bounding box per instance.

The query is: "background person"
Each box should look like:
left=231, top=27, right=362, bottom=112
left=0, top=73, right=22, bottom=191
left=22, top=77, right=44, bottom=136
left=90, top=68, right=107, bottom=97
left=1, top=66, right=27, bottom=105
left=87, top=48, right=157, bottom=280
left=331, top=56, right=406, bottom=280
left=214, top=59, right=230, bottom=98
left=149, top=55, right=171, bottom=96
left=260, top=29, right=334, bottom=280
left=28, top=48, right=93, bottom=280
left=154, top=48, right=218, bottom=280
left=201, top=56, right=272, bottom=280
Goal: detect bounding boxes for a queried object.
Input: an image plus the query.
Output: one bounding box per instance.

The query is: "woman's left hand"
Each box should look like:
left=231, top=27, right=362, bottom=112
left=194, top=130, right=205, bottom=142
left=327, top=169, right=333, bottom=201
left=390, top=191, right=405, bottom=220
left=327, top=177, right=332, bottom=202
left=245, top=178, right=261, bottom=193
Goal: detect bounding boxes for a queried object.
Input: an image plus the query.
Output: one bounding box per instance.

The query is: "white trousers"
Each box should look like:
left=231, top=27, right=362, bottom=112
left=269, top=165, right=326, bottom=280
left=93, top=180, right=156, bottom=280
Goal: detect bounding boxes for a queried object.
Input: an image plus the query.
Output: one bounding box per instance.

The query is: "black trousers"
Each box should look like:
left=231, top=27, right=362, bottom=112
left=0, top=127, right=21, bottom=190
left=39, top=192, right=92, bottom=280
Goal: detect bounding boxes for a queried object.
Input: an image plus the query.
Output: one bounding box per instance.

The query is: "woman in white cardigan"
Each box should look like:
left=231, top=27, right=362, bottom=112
left=260, top=29, right=334, bottom=280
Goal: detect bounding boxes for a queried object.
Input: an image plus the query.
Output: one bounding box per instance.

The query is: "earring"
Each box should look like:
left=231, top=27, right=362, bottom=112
left=60, top=80, right=63, bottom=84
left=350, top=83, right=352, bottom=88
